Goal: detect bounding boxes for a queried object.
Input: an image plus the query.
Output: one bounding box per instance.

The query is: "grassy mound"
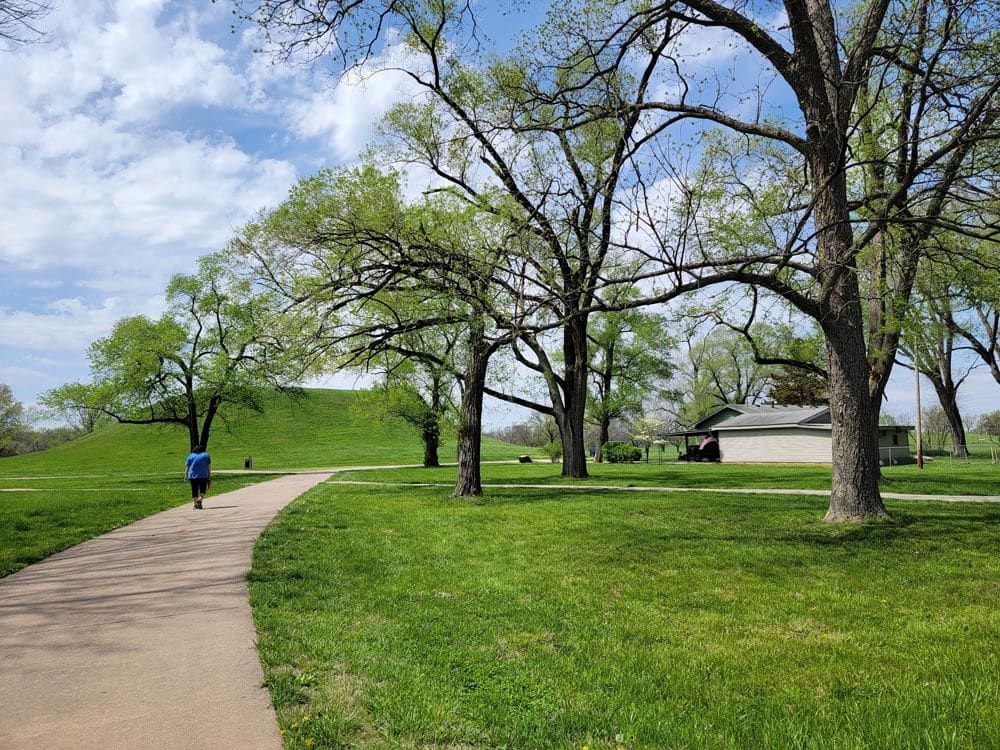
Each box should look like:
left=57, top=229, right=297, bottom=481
left=0, top=389, right=524, bottom=476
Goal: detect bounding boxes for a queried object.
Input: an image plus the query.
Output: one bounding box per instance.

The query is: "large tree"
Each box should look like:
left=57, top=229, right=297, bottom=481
left=238, top=0, right=698, bottom=479
left=357, top=332, right=460, bottom=468
left=606, top=0, right=1000, bottom=520
left=940, top=236, right=1000, bottom=388
left=43, top=254, right=294, bottom=452
left=677, top=325, right=772, bottom=424
left=899, top=287, right=976, bottom=458
left=234, top=166, right=527, bottom=496
left=238, top=0, right=1000, bottom=520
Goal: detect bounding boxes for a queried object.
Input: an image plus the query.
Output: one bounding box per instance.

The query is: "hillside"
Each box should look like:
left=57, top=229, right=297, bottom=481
left=0, top=389, right=524, bottom=476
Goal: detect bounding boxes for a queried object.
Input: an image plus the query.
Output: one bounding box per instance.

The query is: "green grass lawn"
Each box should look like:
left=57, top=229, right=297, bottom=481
left=250, top=481, right=999, bottom=749
left=0, top=474, right=268, bottom=577
left=335, top=458, right=1000, bottom=496
left=0, top=389, right=524, bottom=477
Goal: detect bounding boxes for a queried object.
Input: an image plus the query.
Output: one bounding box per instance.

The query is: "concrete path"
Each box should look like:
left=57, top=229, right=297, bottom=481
left=0, top=472, right=332, bottom=750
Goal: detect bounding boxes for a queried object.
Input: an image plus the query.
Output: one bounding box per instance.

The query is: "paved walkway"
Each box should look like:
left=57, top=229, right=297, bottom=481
left=0, top=472, right=332, bottom=750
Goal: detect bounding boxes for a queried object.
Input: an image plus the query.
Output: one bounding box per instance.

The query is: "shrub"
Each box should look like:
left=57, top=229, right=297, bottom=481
left=541, top=440, right=562, bottom=463
left=604, top=442, right=642, bottom=463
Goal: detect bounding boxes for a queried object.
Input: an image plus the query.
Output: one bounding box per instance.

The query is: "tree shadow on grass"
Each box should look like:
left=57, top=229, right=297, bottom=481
left=769, top=507, right=1000, bottom=549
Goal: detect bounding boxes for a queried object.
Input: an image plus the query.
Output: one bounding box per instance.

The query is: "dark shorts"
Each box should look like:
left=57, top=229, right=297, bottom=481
left=189, top=477, right=209, bottom=497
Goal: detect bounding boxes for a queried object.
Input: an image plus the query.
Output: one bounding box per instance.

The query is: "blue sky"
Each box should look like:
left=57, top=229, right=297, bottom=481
left=0, top=0, right=996, bottom=429
left=0, top=0, right=404, bottom=409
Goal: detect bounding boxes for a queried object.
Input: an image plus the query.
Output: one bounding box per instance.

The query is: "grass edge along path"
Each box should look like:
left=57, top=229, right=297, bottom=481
left=250, top=481, right=1000, bottom=750
left=0, top=473, right=333, bottom=750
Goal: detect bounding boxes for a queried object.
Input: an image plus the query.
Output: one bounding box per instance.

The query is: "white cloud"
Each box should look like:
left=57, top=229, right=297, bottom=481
left=287, top=44, right=424, bottom=160
left=0, top=1, right=301, bottom=276
left=0, top=132, right=296, bottom=271
left=0, top=0, right=344, bottom=410
left=0, top=297, right=131, bottom=351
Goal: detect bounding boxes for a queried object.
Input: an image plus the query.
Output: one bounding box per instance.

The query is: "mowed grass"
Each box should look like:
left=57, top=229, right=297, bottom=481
left=0, top=388, right=524, bottom=477
left=336, top=458, right=1000, bottom=497
left=250, top=482, right=999, bottom=749
left=0, top=474, right=267, bottom=577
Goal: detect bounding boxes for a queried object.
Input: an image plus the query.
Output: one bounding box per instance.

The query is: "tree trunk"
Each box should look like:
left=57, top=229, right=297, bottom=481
left=454, top=328, right=490, bottom=498
left=558, top=409, right=588, bottom=477
left=595, top=417, right=611, bottom=463
left=559, top=317, right=589, bottom=478
left=593, top=347, right=615, bottom=463
left=823, top=315, right=889, bottom=522
left=808, top=107, right=888, bottom=522
left=422, top=418, right=441, bottom=467
left=198, top=396, right=221, bottom=451
left=928, top=376, right=968, bottom=458
left=186, top=414, right=200, bottom=452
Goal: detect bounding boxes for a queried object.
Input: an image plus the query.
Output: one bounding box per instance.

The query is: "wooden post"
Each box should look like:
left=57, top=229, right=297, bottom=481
left=915, top=367, right=924, bottom=470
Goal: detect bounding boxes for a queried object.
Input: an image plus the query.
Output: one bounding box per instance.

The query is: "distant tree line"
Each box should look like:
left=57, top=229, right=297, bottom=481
left=0, top=384, right=84, bottom=458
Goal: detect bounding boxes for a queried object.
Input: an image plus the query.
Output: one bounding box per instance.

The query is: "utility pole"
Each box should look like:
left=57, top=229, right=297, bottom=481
left=914, top=366, right=924, bottom=469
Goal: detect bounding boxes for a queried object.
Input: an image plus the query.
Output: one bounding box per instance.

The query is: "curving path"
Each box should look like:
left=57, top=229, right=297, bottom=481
left=0, top=472, right=331, bottom=750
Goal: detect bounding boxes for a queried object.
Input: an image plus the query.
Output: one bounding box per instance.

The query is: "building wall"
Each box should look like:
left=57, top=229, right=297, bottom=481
left=877, top=427, right=911, bottom=449
left=717, top=428, right=832, bottom=463
left=877, top=427, right=912, bottom=465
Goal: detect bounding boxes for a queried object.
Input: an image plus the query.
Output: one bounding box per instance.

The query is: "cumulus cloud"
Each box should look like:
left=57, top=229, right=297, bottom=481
left=0, top=297, right=132, bottom=351
left=0, top=1, right=431, bottom=407
left=286, top=45, right=424, bottom=160
left=0, top=0, right=316, bottom=404
left=0, top=4, right=298, bottom=272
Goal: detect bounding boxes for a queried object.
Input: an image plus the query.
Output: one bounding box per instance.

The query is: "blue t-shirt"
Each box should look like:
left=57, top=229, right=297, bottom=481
left=185, top=451, right=211, bottom=479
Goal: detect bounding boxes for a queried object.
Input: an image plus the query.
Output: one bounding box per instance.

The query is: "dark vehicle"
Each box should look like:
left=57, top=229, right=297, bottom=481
left=676, top=431, right=721, bottom=462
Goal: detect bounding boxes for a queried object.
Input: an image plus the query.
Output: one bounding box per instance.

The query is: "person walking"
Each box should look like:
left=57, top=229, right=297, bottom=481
left=184, top=444, right=212, bottom=510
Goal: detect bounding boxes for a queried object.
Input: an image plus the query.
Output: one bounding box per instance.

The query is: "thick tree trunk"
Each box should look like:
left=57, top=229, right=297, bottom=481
left=559, top=409, right=588, bottom=477
left=824, top=315, right=889, bottom=522
left=928, top=376, right=968, bottom=458
left=454, top=329, right=489, bottom=498
left=186, top=413, right=200, bottom=452
left=807, top=103, right=888, bottom=522
left=560, top=318, right=589, bottom=478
